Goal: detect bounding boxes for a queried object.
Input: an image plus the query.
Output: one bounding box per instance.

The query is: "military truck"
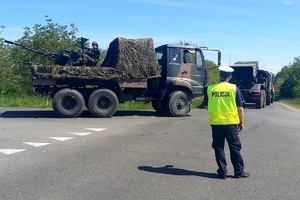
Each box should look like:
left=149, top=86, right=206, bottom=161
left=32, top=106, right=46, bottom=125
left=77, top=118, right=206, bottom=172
left=6, top=37, right=221, bottom=118
left=229, top=61, right=275, bottom=109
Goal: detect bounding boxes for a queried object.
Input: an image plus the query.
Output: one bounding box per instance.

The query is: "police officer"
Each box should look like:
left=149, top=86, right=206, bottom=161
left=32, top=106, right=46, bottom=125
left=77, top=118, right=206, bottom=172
left=202, top=65, right=249, bottom=179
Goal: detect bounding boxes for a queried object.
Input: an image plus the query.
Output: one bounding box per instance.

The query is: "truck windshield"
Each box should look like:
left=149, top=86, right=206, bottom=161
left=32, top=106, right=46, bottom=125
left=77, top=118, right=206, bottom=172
left=183, top=50, right=195, bottom=64
left=196, top=51, right=204, bottom=69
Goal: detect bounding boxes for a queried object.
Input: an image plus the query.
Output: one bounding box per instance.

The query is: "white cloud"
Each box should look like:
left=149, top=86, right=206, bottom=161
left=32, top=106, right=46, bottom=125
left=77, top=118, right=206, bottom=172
left=284, top=0, right=293, bottom=5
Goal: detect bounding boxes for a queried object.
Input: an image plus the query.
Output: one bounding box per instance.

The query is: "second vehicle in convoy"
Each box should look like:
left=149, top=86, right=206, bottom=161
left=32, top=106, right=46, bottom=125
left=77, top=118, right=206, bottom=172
left=229, top=61, right=275, bottom=109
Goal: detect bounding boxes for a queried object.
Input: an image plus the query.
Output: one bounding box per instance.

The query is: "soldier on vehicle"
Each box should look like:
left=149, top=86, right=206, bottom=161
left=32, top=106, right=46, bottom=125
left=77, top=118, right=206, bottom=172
left=73, top=41, right=100, bottom=66
left=202, top=65, right=249, bottom=179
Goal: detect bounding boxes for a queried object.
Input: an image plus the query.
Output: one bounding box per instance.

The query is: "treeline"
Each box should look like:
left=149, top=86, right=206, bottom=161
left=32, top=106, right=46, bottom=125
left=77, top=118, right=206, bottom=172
left=0, top=17, right=299, bottom=99
left=0, top=17, right=106, bottom=97
left=275, top=57, right=300, bottom=98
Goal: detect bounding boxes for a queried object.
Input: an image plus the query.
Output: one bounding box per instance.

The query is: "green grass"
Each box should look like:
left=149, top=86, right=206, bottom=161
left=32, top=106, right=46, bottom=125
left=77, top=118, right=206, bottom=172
left=278, top=98, right=300, bottom=110
left=0, top=94, right=204, bottom=110
left=0, top=95, right=52, bottom=108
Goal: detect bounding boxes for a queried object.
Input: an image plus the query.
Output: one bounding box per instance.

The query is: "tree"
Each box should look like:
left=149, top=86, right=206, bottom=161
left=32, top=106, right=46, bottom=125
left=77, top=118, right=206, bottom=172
left=205, top=60, right=219, bottom=86
left=0, top=39, right=17, bottom=96
left=4, top=16, right=79, bottom=95
left=277, top=56, right=300, bottom=98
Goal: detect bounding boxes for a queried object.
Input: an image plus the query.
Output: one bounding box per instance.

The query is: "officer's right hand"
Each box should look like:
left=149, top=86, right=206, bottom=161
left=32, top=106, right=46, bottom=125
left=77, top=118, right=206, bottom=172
left=238, top=123, right=244, bottom=132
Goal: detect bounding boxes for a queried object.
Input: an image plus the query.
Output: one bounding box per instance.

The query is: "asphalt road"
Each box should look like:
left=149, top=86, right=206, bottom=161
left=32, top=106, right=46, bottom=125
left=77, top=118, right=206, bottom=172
left=0, top=103, right=299, bottom=200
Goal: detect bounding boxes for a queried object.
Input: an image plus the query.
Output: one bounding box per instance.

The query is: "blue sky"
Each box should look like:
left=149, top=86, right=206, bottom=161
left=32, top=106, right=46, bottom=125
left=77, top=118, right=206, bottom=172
left=0, top=0, right=299, bottom=73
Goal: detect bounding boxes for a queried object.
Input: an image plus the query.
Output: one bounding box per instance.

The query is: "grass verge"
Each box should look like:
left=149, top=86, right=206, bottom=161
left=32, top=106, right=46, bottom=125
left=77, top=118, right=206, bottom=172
left=0, top=95, right=52, bottom=108
left=277, top=98, right=300, bottom=110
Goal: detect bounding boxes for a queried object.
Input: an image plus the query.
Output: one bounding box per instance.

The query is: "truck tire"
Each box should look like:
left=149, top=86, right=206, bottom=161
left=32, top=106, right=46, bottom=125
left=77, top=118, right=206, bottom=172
left=88, top=89, right=119, bottom=118
left=255, top=90, right=266, bottom=109
left=167, top=91, right=191, bottom=117
left=266, top=92, right=271, bottom=106
left=262, top=90, right=266, bottom=108
left=52, top=88, right=85, bottom=118
left=270, top=94, right=274, bottom=103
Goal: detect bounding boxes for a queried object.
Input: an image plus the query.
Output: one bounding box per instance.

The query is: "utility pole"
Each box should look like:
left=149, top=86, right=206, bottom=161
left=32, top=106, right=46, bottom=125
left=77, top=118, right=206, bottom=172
left=229, top=50, right=231, bottom=65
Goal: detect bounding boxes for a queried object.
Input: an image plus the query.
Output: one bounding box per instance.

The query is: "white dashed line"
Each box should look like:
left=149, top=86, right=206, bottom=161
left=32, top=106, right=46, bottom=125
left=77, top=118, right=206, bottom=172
left=23, top=142, right=50, bottom=147
left=68, top=132, right=92, bottom=136
left=85, top=128, right=107, bottom=132
left=1, top=127, right=107, bottom=156
left=0, top=149, right=26, bottom=155
left=48, top=137, right=74, bottom=141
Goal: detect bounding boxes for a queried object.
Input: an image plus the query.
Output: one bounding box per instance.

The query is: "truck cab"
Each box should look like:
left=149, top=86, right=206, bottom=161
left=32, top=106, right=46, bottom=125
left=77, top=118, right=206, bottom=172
left=155, top=44, right=208, bottom=96
left=147, top=44, right=220, bottom=116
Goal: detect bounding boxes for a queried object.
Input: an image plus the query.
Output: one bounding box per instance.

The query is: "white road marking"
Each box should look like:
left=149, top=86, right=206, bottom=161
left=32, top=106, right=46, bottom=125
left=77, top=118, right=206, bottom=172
left=0, top=149, right=26, bottom=155
left=48, top=137, right=74, bottom=141
left=68, top=132, right=92, bottom=136
left=1, top=128, right=107, bottom=156
left=23, top=142, right=50, bottom=147
left=85, top=128, right=107, bottom=132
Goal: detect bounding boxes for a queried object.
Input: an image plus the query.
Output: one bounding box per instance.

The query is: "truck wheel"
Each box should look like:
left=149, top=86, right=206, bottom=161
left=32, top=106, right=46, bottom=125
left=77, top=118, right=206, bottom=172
left=88, top=89, right=119, bottom=118
left=262, top=90, right=266, bottom=108
left=266, top=93, right=271, bottom=106
left=52, top=88, right=85, bottom=118
left=255, top=99, right=262, bottom=109
left=255, top=90, right=265, bottom=109
left=167, top=91, right=191, bottom=117
left=270, top=95, right=274, bottom=103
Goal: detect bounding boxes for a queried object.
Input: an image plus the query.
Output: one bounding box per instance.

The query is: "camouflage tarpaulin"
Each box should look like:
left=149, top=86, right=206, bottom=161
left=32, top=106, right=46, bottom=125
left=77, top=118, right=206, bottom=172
left=31, top=64, right=124, bottom=80
left=101, top=37, right=161, bottom=79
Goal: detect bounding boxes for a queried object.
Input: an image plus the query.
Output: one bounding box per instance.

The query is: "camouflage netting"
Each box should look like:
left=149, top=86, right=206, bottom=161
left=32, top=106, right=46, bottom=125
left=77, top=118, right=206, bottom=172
left=31, top=64, right=124, bottom=80
left=101, top=37, right=161, bottom=78
left=31, top=37, right=161, bottom=80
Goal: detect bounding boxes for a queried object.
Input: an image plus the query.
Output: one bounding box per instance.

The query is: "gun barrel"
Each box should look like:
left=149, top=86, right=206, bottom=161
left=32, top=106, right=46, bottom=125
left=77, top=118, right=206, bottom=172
left=4, top=40, right=14, bottom=45
left=4, top=39, right=57, bottom=61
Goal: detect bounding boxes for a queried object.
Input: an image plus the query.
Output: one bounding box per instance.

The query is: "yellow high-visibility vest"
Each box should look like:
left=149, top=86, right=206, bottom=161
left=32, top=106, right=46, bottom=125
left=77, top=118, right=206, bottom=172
left=207, top=82, right=240, bottom=125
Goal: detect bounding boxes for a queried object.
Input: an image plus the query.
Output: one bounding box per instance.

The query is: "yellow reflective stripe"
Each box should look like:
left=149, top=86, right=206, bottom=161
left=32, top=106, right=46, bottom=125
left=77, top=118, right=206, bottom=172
left=209, top=117, right=239, bottom=124
left=208, top=116, right=239, bottom=120
left=208, top=111, right=237, bottom=115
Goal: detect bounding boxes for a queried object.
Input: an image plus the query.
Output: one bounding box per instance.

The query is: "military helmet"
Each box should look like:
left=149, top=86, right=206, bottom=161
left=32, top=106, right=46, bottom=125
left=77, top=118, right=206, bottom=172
left=92, top=41, right=98, bottom=46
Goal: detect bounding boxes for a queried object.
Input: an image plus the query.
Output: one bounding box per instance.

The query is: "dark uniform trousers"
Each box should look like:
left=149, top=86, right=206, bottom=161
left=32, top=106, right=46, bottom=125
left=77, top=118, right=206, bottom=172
left=211, top=124, right=244, bottom=176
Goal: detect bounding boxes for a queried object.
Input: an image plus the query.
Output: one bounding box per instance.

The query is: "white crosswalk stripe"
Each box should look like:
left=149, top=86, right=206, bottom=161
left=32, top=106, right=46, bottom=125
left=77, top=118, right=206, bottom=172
left=1, top=127, right=107, bottom=156
left=23, top=142, right=50, bottom=147
left=68, top=132, right=92, bottom=136
left=85, top=128, right=107, bottom=132
left=48, top=137, right=74, bottom=141
left=0, top=149, right=26, bottom=155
